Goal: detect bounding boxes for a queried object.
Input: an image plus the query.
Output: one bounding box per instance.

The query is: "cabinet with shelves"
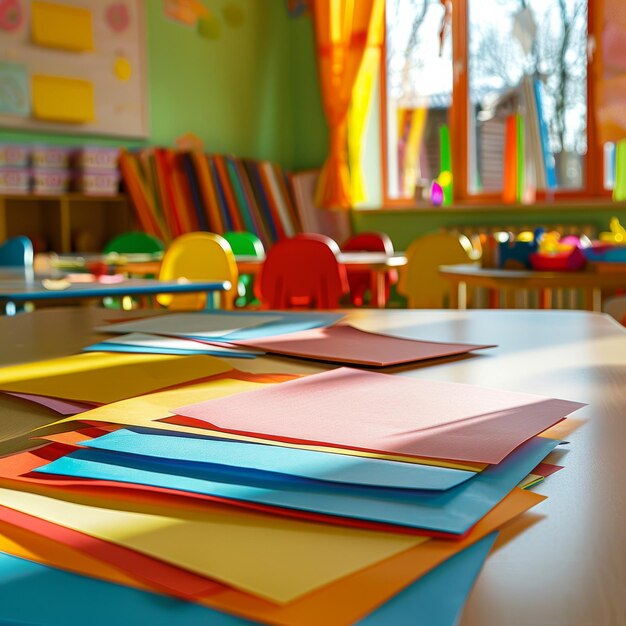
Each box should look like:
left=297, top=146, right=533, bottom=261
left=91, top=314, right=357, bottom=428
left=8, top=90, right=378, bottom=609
left=0, top=194, right=136, bottom=253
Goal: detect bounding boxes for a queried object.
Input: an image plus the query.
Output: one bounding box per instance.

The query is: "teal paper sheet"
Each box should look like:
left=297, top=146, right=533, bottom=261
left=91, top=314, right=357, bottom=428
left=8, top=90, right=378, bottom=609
left=36, top=437, right=558, bottom=534
left=81, top=428, right=477, bottom=491
left=83, top=343, right=259, bottom=358
left=0, top=533, right=497, bottom=625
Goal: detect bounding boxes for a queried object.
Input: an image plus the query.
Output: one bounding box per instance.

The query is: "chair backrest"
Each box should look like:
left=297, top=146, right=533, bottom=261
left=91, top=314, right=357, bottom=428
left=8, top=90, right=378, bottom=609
left=342, top=232, right=395, bottom=255
left=223, top=231, right=265, bottom=258
left=158, top=232, right=239, bottom=310
left=258, top=234, right=348, bottom=309
left=104, top=231, right=165, bottom=255
left=398, top=231, right=480, bottom=308
left=0, top=236, right=34, bottom=268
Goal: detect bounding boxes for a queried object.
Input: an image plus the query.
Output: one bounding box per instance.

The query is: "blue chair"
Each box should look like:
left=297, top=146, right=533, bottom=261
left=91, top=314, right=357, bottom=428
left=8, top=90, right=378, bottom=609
left=0, top=236, right=34, bottom=315
left=0, top=236, right=33, bottom=268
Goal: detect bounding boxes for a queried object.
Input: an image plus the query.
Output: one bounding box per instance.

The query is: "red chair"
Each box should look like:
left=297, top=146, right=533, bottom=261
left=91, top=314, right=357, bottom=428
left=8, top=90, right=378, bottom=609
left=342, top=232, right=398, bottom=306
left=258, top=234, right=349, bottom=309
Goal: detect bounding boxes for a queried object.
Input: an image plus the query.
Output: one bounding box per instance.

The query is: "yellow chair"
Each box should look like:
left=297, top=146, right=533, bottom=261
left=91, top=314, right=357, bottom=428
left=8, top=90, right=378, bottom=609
left=158, top=232, right=239, bottom=310
left=398, top=231, right=481, bottom=308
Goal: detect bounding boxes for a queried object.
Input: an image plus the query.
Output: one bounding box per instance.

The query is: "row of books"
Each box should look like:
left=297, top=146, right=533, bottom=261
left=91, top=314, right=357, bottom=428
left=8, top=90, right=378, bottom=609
left=119, top=149, right=304, bottom=246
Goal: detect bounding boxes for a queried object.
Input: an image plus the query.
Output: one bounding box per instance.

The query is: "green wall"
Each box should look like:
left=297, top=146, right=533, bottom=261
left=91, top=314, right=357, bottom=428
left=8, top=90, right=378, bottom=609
left=1, top=1, right=297, bottom=165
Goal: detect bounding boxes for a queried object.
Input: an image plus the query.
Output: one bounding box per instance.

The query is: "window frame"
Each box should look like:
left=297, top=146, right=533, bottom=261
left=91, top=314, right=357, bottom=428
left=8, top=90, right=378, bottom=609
left=380, top=0, right=607, bottom=208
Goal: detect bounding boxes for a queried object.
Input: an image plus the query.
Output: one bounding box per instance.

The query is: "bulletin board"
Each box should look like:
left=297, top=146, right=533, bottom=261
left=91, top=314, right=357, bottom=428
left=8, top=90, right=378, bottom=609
left=0, top=0, right=148, bottom=138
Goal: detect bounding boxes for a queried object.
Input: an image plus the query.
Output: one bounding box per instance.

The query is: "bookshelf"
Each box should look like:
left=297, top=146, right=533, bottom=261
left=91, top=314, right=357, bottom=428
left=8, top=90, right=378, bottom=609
left=0, top=194, right=135, bottom=254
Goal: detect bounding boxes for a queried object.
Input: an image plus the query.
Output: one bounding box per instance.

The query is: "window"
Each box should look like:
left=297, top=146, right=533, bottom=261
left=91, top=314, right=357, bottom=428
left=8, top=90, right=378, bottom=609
left=382, top=0, right=606, bottom=205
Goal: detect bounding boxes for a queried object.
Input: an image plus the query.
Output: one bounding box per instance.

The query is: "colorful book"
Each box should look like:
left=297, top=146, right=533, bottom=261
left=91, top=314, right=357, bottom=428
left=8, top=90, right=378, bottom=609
left=208, top=157, right=234, bottom=231
left=182, top=153, right=209, bottom=231
left=191, top=152, right=224, bottom=233
left=212, top=155, right=244, bottom=230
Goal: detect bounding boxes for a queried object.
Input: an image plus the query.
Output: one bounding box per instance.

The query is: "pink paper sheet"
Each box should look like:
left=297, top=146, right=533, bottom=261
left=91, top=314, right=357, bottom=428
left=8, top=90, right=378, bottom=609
left=174, top=368, right=584, bottom=464
left=5, top=392, right=96, bottom=415
left=222, top=325, right=495, bottom=367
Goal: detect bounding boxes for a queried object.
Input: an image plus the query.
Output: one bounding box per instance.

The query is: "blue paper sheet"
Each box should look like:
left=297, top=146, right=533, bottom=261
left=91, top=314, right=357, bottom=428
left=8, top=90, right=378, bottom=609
left=37, top=437, right=558, bottom=534
left=188, top=310, right=345, bottom=342
left=0, top=533, right=496, bottom=626
left=82, top=428, right=477, bottom=491
left=83, top=343, right=258, bottom=358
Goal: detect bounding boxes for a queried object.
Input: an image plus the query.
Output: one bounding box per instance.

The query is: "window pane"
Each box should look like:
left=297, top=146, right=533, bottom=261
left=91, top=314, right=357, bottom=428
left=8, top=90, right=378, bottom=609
left=385, top=0, right=452, bottom=201
left=468, top=0, right=588, bottom=194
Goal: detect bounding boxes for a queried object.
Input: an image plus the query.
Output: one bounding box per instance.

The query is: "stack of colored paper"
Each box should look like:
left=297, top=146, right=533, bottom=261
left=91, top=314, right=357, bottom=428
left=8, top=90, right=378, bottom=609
left=0, top=352, right=581, bottom=624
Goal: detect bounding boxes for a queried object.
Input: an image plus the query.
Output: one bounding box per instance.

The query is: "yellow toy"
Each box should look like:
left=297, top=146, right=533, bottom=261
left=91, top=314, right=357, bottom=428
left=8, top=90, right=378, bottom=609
left=599, top=217, right=626, bottom=243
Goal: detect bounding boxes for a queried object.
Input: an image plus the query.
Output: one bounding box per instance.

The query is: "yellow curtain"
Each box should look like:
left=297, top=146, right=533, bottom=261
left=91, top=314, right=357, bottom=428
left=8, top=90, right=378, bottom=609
left=347, top=0, right=384, bottom=204
left=596, top=0, right=626, bottom=143
left=311, top=0, right=381, bottom=209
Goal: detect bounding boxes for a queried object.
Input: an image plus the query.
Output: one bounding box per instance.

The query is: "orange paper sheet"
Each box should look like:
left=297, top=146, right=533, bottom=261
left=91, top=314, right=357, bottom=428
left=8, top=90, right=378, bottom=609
left=0, top=486, right=543, bottom=626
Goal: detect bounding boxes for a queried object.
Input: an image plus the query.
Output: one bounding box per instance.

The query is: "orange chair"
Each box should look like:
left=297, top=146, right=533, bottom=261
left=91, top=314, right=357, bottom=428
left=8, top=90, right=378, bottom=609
left=342, top=232, right=399, bottom=306
left=257, top=234, right=349, bottom=309
left=158, top=232, right=239, bottom=310
left=398, top=232, right=481, bottom=308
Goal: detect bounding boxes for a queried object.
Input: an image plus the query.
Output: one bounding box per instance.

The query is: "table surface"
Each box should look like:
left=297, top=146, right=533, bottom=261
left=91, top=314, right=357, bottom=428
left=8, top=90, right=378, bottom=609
left=0, top=307, right=625, bottom=625
left=439, top=263, right=626, bottom=288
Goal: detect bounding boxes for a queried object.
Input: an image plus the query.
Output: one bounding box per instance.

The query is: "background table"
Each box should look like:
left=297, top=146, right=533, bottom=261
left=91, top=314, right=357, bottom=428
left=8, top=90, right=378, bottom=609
left=0, top=307, right=624, bottom=625
left=439, top=263, right=626, bottom=311
left=0, top=268, right=229, bottom=313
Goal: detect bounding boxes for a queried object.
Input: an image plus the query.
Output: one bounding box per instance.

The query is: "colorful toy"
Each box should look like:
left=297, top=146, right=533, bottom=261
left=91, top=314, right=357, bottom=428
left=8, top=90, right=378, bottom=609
left=599, top=217, right=626, bottom=243
left=497, top=228, right=544, bottom=269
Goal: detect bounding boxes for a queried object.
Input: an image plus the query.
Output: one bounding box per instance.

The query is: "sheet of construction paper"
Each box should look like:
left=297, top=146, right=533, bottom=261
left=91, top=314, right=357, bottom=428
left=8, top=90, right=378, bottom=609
left=0, top=532, right=496, bottom=626
left=0, top=440, right=469, bottom=539
left=5, top=392, right=95, bottom=415
left=41, top=382, right=486, bottom=473
left=84, top=333, right=262, bottom=358
left=100, top=311, right=345, bottom=341
left=0, top=475, right=540, bottom=626
left=0, top=352, right=232, bottom=404
left=96, top=312, right=283, bottom=339
left=0, top=551, right=248, bottom=626
left=532, top=462, right=563, bottom=477
left=82, top=428, right=477, bottom=491
left=359, top=532, right=497, bottom=626
left=0, top=487, right=428, bottom=604
left=174, top=368, right=583, bottom=464
left=226, top=325, right=495, bottom=367
left=38, top=378, right=266, bottom=430
left=0, top=505, right=222, bottom=600
left=37, top=437, right=558, bottom=534
left=0, top=531, right=497, bottom=626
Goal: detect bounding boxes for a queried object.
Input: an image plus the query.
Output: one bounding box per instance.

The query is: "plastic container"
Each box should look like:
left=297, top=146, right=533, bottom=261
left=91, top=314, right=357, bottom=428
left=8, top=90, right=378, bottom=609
left=530, top=248, right=587, bottom=271
left=73, top=147, right=120, bottom=171
left=32, top=169, right=70, bottom=194
left=31, top=145, right=70, bottom=170
left=74, top=170, right=120, bottom=196
left=0, top=167, right=30, bottom=194
left=0, top=144, right=29, bottom=167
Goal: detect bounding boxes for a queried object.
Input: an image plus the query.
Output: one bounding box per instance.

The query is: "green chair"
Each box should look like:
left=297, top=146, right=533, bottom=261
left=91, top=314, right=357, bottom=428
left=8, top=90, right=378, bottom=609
left=104, top=231, right=165, bottom=256
left=223, top=231, right=265, bottom=308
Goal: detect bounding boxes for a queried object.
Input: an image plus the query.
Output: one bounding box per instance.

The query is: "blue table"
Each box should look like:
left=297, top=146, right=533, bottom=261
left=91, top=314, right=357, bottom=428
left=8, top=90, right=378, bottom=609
left=0, top=268, right=230, bottom=315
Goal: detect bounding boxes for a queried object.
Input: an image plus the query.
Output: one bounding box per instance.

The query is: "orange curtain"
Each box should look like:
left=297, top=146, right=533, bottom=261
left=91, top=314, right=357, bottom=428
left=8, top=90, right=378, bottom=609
left=595, top=0, right=626, bottom=143
left=311, top=0, right=381, bottom=209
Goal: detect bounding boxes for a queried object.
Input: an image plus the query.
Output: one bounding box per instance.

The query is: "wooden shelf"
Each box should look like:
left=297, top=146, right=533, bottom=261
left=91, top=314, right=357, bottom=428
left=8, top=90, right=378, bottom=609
left=356, top=199, right=626, bottom=215
left=0, top=193, right=136, bottom=253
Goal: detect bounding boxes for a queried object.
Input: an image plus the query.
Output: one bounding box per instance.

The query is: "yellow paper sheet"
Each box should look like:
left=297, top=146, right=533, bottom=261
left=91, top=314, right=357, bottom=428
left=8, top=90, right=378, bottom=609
left=42, top=378, right=485, bottom=472
left=0, top=487, right=426, bottom=604
left=0, top=353, right=232, bottom=404
left=31, top=1, right=94, bottom=51
left=32, top=74, right=95, bottom=124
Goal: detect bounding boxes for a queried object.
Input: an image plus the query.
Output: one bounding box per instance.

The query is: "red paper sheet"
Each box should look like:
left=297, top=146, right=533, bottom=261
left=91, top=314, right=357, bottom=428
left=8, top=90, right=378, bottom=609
left=221, top=325, right=495, bottom=367
left=173, top=368, right=584, bottom=464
